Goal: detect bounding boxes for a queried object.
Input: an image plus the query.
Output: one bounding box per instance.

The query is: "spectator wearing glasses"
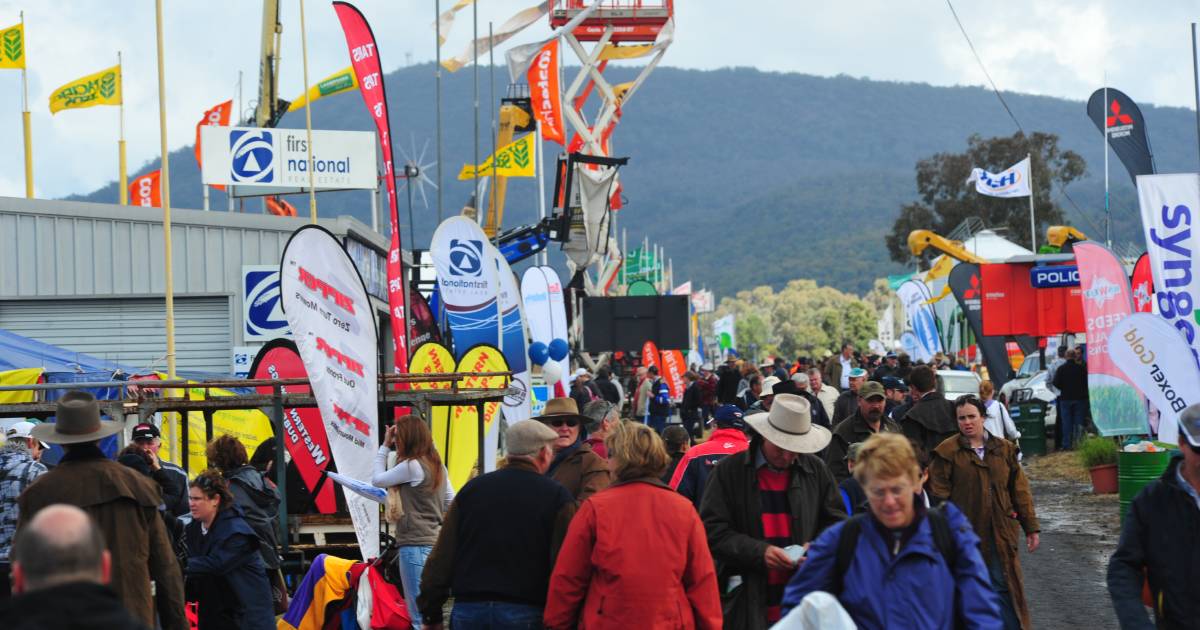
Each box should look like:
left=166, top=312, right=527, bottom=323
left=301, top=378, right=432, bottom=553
left=537, top=398, right=611, bottom=506
left=1107, top=403, right=1200, bottom=629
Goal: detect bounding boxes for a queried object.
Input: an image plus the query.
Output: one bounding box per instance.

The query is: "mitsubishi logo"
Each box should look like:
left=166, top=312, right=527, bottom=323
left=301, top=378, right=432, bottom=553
left=1107, top=99, right=1134, bottom=128
left=963, top=274, right=981, bottom=300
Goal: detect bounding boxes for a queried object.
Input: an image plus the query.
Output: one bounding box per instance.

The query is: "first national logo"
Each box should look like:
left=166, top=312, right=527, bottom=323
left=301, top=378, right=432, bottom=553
left=230, top=130, right=276, bottom=183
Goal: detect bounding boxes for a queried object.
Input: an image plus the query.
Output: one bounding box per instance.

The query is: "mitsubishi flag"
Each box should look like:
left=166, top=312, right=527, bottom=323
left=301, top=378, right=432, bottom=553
left=968, top=157, right=1031, bottom=198
left=1087, top=87, right=1155, bottom=185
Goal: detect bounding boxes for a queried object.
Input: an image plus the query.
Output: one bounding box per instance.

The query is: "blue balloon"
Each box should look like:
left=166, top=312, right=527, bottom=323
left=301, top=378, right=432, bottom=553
left=548, top=338, right=570, bottom=361
left=528, top=341, right=550, bottom=366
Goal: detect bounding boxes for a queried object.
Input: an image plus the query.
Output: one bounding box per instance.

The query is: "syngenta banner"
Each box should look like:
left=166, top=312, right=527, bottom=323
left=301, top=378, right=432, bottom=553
left=1109, top=313, right=1200, bottom=445
left=280, top=226, right=379, bottom=559
left=1137, top=174, right=1200, bottom=367
left=200, top=125, right=377, bottom=190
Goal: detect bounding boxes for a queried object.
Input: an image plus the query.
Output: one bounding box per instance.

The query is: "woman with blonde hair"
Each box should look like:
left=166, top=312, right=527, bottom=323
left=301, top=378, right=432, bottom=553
left=544, top=422, right=721, bottom=629
left=371, top=414, right=454, bottom=628
left=780, top=433, right=1001, bottom=629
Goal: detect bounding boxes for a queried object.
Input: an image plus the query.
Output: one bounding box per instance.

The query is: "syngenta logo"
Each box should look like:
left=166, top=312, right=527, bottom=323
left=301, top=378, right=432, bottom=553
left=1148, top=204, right=1199, bottom=341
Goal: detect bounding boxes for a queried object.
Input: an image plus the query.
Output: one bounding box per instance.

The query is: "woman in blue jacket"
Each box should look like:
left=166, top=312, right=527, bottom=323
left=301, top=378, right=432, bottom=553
left=780, top=433, right=1002, bottom=630
left=185, top=469, right=275, bottom=630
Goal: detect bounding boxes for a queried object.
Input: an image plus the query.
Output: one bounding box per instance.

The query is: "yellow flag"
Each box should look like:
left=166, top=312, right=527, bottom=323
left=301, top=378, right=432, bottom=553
left=287, top=66, right=358, bottom=112
left=458, top=132, right=536, bottom=180
left=598, top=43, right=656, bottom=61
left=0, top=23, right=24, bottom=70
left=49, top=64, right=121, bottom=114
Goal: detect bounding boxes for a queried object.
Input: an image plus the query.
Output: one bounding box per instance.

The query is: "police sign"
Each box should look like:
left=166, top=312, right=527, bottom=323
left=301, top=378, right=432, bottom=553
left=1030, top=265, right=1080, bottom=288
left=201, top=126, right=377, bottom=190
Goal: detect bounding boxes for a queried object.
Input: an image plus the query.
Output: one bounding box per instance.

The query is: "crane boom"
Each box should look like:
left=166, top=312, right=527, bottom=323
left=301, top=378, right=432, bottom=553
left=1046, top=225, right=1087, bottom=248
left=254, top=0, right=287, bottom=127
left=907, top=229, right=987, bottom=264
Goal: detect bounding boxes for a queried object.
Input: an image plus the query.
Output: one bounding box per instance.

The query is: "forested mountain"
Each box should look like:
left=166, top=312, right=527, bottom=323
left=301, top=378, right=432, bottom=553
left=68, top=63, right=1200, bottom=297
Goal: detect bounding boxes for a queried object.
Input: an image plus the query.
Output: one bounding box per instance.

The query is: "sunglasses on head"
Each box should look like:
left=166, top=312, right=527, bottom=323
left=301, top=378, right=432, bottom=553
left=544, top=417, right=579, bottom=428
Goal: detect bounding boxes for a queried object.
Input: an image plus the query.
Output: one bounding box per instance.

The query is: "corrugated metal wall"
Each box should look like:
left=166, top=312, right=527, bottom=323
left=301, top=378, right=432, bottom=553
left=0, top=297, right=231, bottom=373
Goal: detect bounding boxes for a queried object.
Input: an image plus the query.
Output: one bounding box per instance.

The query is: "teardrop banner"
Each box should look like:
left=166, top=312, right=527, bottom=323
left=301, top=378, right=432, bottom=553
left=279, top=225, right=379, bottom=560
left=247, top=338, right=337, bottom=514
left=409, top=341, right=455, bottom=470
left=522, top=266, right=554, bottom=413
left=642, top=340, right=661, bottom=372
left=661, top=349, right=686, bottom=400
left=431, top=216, right=500, bottom=358
left=447, top=344, right=510, bottom=489
left=542, top=266, right=571, bottom=397
left=1108, top=313, right=1200, bottom=445
left=491, top=245, right=532, bottom=428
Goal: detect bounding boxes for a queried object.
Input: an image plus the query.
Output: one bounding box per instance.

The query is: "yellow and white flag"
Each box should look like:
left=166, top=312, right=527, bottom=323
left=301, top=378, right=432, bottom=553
left=435, top=0, right=477, bottom=46
left=288, top=66, right=358, bottom=112
left=442, top=2, right=547, bottom=72
left=0, top=22, right=24, bottom=69
left=458, top=132, right=535, bottom=180
left=49, top=64, right=121, bottom=114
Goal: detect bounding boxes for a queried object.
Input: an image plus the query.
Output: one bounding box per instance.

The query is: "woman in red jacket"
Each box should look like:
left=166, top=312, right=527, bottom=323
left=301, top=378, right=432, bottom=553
left=544, top=422, right=722, bottom=629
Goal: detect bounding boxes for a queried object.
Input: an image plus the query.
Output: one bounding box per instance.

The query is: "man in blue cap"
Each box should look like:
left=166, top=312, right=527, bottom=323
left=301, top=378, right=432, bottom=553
left=668, top=405, right=751, bottom=509
left=832, top=367, right=868, bottom=426
left=873, top=351, right=900, bottom=381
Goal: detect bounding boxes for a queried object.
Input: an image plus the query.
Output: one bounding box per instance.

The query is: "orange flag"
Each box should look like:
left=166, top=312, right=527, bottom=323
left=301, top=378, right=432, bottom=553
left=130, top=170, right=161, bottom=208
left=527, top=39, right=564, bottom=144
left=195, top=100, right=233, bottom=191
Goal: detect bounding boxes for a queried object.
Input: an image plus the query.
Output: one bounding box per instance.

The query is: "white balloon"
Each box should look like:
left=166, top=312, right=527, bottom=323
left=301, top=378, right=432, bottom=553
left=541, top=362, right=563, bottom=386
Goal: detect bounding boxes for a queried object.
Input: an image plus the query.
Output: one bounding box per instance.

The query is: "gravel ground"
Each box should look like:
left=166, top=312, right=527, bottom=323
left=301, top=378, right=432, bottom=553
left=1021, top=471, right=1123, bottom=628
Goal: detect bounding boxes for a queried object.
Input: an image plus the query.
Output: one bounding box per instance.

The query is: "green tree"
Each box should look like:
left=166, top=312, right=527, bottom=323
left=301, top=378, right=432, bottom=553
left=886, top=131, right=1086, bottom=263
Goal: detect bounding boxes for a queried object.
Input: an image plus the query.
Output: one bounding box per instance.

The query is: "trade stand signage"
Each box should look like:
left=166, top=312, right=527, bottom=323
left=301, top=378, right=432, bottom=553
left=201, top=126, right=377, bottom=190
left=1030, top=265, right=1079, bottom=288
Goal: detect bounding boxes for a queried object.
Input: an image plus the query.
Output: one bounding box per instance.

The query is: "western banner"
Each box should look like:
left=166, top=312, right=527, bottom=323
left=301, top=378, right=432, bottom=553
left=527, top=39, right=564, bottom=144
left=1109, top=313, right=1200, bottom=445
left=247, top=339, right=337, bottom=514
left=1137, top=174, right=1200, bottom=368
left=0, top=22, right=24, bottom=70
left=409, top=342, right=455, bottom=483
left=1088, top=87, right=1155, bottom=185
left=948, top=263, right=1014, bottom=390
left=458, top=133, right=536, bottom=179
left=49, top=64, right=120, bottom=114
left=431, top=216, right=500, bottom=358
left=333, top=1, right=408, bottom=377
left=491, top=244, right=532, bottom=426
left=408, top=286, right=441, bottom=350
left=661, top=349, right=686, bottom=400
left=448, top=344, right=509, bottom=488
left=288, top=66, right=358, bottom=112
left=1073, top=242, right=1147, bottom=436
left=194, top=100, right=232, bottom=191
left=1131, top=253, right=1153, bottom=313
left=129, top=170, right=161, bottom=208
left=279, top=225, right=379, bottom=559
left=896, top=280, right=942, bottom=362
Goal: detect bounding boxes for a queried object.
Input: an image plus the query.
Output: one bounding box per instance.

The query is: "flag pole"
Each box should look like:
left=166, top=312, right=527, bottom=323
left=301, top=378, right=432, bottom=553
left=298, top=0, right=317, bottom=223
left=435, top=0, right=444, bottom=223
left=535, top=120, right=548, bottom=266
left=118, top=50, right=127, bottom=205
left=20, top=11, right=32, bottom=198
left=1027, top=152, right=1036, bottom=250
left=154, top=0, right=179, bottom=460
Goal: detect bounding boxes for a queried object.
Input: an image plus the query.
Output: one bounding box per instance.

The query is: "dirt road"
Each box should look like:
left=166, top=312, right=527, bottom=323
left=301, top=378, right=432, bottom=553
left=1021, top=470, right=1123, bottom=628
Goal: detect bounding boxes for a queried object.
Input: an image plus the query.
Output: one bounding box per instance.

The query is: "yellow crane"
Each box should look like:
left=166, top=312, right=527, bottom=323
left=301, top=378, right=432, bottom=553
left=481, top=98, right=534, bottom=238
left=1046, top=225, right=1087, bottom=249
left=907, top=229, right=987, bottom=264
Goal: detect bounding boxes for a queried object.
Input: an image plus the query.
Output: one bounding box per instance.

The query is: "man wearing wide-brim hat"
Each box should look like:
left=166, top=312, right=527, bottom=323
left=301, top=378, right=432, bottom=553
left=535, top=397, right=611, bottom=506
left=17, top=391, right=187, bottom=630
left=699, top=393, right=847, bottom=630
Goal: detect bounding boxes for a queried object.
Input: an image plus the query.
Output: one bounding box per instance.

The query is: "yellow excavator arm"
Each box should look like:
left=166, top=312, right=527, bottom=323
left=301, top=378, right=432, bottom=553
left=1046, top=225, right=1087, bottom=248
left=907, top=229, right=987, bottom=264
left=482, top=102, right=533, bottom=238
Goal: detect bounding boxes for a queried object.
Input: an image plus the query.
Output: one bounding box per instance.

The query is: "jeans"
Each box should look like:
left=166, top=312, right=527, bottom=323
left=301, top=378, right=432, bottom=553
left=397, top=545, right=432, bottom=627
left=451, top=601, right=544, bottom=629
left=646, top=414, right=668, bottom=434
left=1058, top=399, right=1087, bottom=450
left=986, top=551, right=1021, bottom=630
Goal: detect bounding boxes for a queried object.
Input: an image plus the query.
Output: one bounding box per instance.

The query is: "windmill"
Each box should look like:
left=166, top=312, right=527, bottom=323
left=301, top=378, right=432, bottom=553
left=394, top=135, right=438, bottom=249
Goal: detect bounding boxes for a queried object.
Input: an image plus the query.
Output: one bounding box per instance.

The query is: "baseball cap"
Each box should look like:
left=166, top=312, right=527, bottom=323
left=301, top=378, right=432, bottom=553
left=791, top=371, right=810, bottom=386
left=506, top=419, right=560, bottom=456
left=848, top=367, right=868, bottom=379
left=881, top=376, right=903, bottom=391
left=6, top=421, right=49, bottom=448
left=859, top=381, right=886, bottom=401
left=711, top=404, right=746, bottom=430
left=885, top=351, right=897, bottom=359
left=131, top=422, right=161, bottom=441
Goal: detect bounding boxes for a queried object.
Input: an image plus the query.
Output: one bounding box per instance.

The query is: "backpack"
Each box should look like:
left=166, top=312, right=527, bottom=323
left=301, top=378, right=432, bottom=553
left=832, top=505, right=958, bottom=594
left=649, top=378, right=671, bottom=415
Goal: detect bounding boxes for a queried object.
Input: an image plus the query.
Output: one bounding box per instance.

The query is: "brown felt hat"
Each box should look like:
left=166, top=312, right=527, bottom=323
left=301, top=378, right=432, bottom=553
left=32, top=390, right=122, bottom=445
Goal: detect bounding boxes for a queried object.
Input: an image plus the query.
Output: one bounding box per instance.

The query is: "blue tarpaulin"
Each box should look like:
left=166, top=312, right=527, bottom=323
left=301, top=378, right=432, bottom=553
left=0, top=329, right=141, bottom=374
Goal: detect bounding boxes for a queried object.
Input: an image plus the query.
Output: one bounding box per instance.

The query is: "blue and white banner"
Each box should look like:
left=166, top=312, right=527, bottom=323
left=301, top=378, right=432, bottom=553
left=1137, top=174, right=1200, bottom=369
left=243, top=265, right=290, bottom=342
left=431, top=217, right=500, bottom=359
left=969, top=157, right=1031, bottom=198
left=897, top=280, right=942, bottom=362
left=200, top=125, right=377, bottom=190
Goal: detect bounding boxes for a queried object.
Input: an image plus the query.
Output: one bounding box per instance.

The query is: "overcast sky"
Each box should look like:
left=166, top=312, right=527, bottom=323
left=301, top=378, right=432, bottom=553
left=2, top=0, right=1200, bottom=199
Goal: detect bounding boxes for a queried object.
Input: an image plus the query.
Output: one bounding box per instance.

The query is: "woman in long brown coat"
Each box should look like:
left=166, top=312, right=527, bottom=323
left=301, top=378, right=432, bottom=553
left=929, top=395, right=1040, bottom=630
left=537, top=397, right=611, bottom=505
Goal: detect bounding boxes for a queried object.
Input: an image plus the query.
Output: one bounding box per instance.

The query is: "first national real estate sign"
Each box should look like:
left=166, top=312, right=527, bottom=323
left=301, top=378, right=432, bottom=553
left=200, top=126, right=377, bottom=191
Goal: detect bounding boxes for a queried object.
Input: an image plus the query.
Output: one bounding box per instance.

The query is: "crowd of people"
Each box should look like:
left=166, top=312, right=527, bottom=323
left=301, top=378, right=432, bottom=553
left=0, top=337, right=1196, bottom=629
